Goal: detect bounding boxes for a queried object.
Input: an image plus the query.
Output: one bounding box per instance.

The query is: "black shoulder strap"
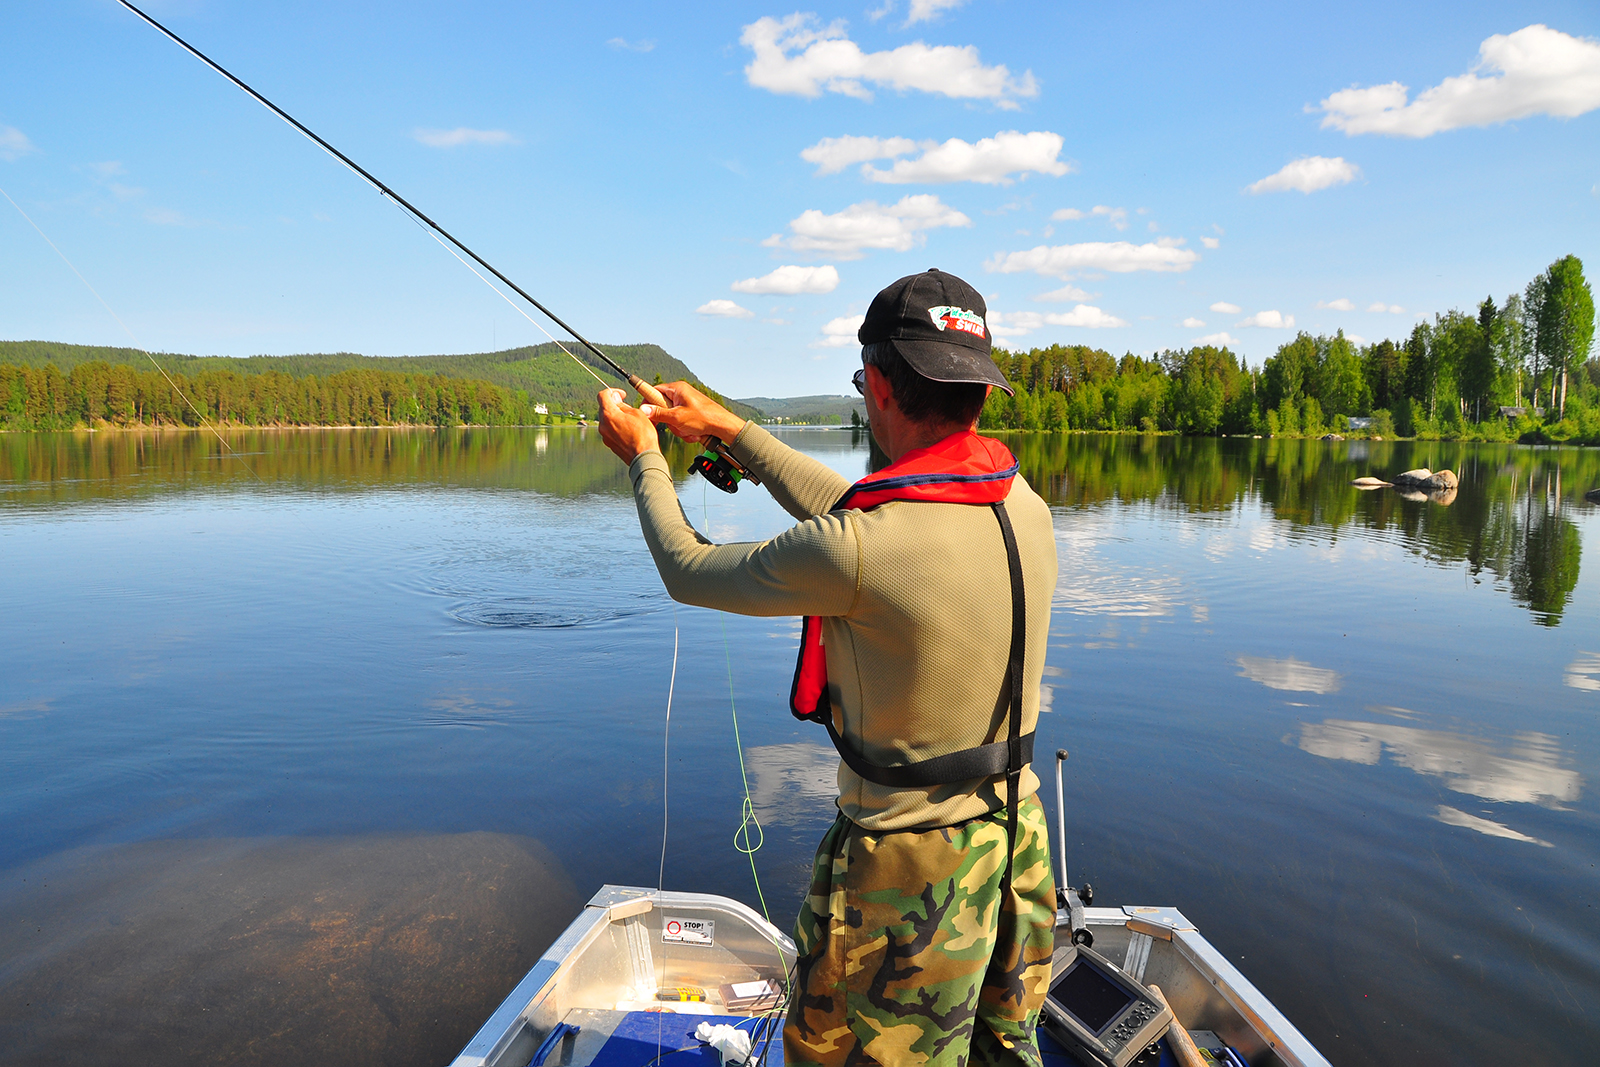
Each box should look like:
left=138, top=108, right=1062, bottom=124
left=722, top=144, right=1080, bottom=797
left=812, top=500, right=1030, bottom=889
left=992, top=500, right=1026, bottom=895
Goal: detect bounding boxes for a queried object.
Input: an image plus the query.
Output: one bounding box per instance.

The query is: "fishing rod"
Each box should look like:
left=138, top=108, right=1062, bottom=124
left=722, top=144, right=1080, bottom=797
left=115, top=0, right=755, bottom=492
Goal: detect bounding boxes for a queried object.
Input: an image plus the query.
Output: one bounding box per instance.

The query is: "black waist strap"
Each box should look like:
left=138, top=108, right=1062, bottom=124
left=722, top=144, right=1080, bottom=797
left=818, top=719, right=1036, bottom=788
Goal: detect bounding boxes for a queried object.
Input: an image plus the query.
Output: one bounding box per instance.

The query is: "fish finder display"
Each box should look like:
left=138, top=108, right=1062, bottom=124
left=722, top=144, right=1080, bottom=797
left=1048, top=956, right=1136, bottom=1034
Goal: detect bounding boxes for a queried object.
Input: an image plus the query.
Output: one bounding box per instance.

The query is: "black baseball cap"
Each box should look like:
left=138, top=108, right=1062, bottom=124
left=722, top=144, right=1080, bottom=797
left=857, top=268, right=1013, bottom=395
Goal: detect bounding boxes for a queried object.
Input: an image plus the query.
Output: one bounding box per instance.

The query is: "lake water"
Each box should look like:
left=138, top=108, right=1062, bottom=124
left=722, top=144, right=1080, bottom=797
left=1, top=427, right=1597, bottom=1067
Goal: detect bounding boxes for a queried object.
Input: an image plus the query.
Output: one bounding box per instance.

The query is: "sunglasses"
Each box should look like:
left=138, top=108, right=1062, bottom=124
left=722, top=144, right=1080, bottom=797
left=852, top=368, right=866, bottom=395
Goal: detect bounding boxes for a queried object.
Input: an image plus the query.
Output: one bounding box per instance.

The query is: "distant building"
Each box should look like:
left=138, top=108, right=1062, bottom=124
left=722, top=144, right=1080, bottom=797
left=534, top=403, right=548, bottom=415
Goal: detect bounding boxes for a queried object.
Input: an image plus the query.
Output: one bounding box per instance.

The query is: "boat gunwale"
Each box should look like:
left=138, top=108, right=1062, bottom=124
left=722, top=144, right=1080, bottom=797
left=452, top=889, right=1327, bottom=1067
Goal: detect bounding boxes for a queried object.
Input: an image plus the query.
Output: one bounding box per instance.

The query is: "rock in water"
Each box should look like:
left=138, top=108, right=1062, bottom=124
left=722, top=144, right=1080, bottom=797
left=1351, top=477, right=1392, bottom=489
left=1393, top=468, right=1458, bottom=490
left=0, top=832, right=580, bottom=1067
left=1587, top=487, right=1600, bottom=504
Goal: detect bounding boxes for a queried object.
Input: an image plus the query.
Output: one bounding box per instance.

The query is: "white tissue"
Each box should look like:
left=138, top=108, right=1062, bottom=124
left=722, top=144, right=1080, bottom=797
left=694, top=1021, right=753, bottom=1066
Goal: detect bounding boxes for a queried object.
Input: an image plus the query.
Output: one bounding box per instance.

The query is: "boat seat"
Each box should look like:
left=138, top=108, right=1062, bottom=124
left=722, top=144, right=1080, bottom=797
left=557, top=1010, right=785, bottom=1067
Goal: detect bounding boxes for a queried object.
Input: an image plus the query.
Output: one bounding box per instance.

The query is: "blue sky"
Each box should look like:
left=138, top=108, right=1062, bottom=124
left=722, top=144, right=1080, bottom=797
left=3, top=1, right=1598, bottom=397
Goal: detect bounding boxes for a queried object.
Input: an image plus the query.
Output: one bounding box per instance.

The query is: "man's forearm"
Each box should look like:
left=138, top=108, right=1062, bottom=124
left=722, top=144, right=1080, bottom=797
left=628, top=452, right=858, bottom=617
left=726, top=423, right=853, bottom=520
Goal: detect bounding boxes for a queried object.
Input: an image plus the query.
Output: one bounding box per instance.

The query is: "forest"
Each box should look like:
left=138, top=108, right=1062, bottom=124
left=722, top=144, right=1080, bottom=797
left=0, top=341, right=756, bottom=431
left=977, top=255, right=1598, bottom=444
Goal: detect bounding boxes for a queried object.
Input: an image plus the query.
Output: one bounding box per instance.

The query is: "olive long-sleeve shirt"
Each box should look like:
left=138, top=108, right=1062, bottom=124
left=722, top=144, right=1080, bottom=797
left=627, top=423, right=1057, bottom=831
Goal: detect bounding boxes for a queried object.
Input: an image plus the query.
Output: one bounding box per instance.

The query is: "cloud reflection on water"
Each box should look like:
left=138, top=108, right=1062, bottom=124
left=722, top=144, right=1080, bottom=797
left=1298, top=717, right=1582, bottom=806
left=1236, top=655, right=1344, bottom=693
left=1434, top=805, right=1553, bottom=847
left=1053, top=517, right=1181, bottom=617
left=1564, top=652, right=1600, bottom=692
left=743, top=742, right=838, bottom=827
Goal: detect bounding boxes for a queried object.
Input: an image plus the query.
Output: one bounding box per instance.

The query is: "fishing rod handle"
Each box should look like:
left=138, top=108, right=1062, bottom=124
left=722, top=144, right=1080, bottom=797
left=628, top=375, right=670, bottom=409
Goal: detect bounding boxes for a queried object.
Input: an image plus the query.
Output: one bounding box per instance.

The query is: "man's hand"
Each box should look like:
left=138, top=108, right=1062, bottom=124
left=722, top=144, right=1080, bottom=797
left=598, top=388, right=661, bottom=465
left=643, top=380, right=746, bottom=445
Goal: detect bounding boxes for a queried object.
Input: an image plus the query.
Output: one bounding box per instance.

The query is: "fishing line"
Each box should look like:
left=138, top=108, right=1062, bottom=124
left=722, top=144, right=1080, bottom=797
left=114, top=0, right=627, bottom=394
left=704, top=483, right=771, bottom=924
left=653, top=605, right=679, bottom=1067
left=398, top=208, right=608, bottom=389
left=116, top=0, right=763, bottom=495
left=0, top=183, right=261, bottom=481
left=659, top=608, right=679, bottom=892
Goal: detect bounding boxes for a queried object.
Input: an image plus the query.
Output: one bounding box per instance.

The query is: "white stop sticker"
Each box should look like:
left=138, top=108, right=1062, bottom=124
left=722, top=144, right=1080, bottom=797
left=662, top=917, right=714, bottom=946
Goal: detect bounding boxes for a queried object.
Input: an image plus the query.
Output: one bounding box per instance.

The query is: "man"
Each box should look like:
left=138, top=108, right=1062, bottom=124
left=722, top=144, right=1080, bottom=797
left=598, top=269, right=1058, bottom=1067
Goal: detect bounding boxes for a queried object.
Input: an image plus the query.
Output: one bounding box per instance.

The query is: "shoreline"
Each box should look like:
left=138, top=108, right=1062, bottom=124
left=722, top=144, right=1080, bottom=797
left=0, top=422, right=588, bottom=434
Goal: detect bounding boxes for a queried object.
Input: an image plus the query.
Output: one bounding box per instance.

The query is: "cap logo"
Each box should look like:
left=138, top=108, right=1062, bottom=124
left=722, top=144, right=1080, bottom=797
left=927, top=305, right=987, bottom=339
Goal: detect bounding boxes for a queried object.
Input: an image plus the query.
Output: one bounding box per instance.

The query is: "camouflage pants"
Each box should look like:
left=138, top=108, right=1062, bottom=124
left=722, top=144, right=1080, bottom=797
left=782, top=794, right=1057, bottom=1067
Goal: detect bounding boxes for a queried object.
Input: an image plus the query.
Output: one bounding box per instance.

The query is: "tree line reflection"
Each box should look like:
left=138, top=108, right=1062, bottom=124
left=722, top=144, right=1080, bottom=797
left=3, top=427, right=1594, bottom=625
left=998, top=433, right=1595, bottom=626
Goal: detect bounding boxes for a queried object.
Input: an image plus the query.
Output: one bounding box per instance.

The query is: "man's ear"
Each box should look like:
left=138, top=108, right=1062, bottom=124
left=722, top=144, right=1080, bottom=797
left=864, top=364, right=896, bottom=413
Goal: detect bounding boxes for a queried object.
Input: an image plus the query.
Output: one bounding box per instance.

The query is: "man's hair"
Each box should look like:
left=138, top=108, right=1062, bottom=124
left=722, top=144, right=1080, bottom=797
left=862, top=342, right=988, bottom=426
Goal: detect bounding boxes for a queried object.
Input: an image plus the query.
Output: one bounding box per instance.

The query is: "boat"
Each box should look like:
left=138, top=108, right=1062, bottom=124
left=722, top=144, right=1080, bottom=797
left=450, top=758, right=1331, bottom=1067
left=449, top=881, right=1330, bottom=1067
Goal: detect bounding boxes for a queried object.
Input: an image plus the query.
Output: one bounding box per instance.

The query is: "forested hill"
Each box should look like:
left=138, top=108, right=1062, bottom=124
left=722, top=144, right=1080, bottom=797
left=736, top=394, right=865, bottom=424
left=0, top=340, right=761, bottom=421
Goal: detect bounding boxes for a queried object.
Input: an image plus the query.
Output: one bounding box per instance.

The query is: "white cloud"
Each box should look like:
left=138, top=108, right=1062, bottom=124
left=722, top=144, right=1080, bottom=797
left=1201, top=236, right=1220, bottom=249
left=989, top=306, right=1128, bottom=335
left=863, top=131, right=1070, bottom=185
left=985, top=315, right=1034, bottom=340
left=1368, top=302, right=1405, bottom=314
left=1032, top=284, right=1093, bottom=302
left=732, top=265, right=840, bottom=295
left=740, top=14, right=1038, bottom=108
left=1317, top=298, right=1356, bottom=311
left=1051, top=204, right=1127, bottom=229
left=696, top=299, right=754, bottom=318
left=0, top=125, right=36, bottom=161
left=1210, top=301, right=1241, bottom=314
left=766, top=194, right=971, bottom=259
left=1237, top=310, right=1295, bottom=329
left=1318, top=24, right=1600, bottom=137
left=1345, top=333, right=1369, bottom=345
left=1247, top=156, right=1361, bottom=194
left=90, top=160, right=124, bottom=177
left=1181, top=317, right=1206, bottom=328
left=814, top=314, right=866, bottom=347
left=801, top=135, right=919, bottom=174
left=143, top=206, right=199, bottom=227
left=606, top=37, right=656, bottom=52
left=1195, top=331, right=1240, bottom=347
left=906, top=0, right=967, bottom=25
left=802, top=131, right=1069, bottom=185
left=412, top=127, right=518, bottom=148
left=1049, top=304, right=1126, bottom=328
left=985, top=237, right=1198, bottom=278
